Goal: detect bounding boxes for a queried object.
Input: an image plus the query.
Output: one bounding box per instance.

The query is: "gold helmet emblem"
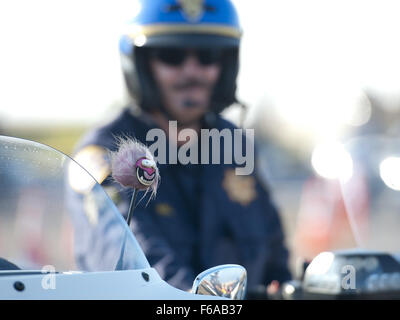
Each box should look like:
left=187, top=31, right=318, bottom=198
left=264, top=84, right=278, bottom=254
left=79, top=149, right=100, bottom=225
left=178, top=0, right=205, bottom=21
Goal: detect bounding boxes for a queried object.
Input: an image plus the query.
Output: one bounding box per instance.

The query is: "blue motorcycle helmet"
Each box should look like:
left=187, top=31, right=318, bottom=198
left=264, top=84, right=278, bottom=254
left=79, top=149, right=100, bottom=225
left=119, top=0, right=242, bottom=118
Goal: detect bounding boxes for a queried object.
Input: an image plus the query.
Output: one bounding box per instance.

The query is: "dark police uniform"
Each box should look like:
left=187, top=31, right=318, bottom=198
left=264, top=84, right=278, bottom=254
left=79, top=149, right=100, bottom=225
left=73, top=107, right=291, bottom=292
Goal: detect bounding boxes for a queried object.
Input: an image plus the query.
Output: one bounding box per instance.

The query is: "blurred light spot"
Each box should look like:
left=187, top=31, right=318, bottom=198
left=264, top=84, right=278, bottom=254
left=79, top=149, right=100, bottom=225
left=306, top=252, right=335, bottom=275
left=344, top=91, right=372, bottom=127
left=311, top=141, right=353, bottom=182
left=68, top=161, right=96, bottom=194
left=134, top=34, right=147, bottom=47
left=380, top=157, right=400, bottom=191
left=283, top=283, right=295, bottom=295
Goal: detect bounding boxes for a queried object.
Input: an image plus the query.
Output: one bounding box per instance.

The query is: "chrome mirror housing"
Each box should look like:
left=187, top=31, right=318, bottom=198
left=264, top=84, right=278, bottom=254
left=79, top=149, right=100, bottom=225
left=191, top=264, right=247, bottom=300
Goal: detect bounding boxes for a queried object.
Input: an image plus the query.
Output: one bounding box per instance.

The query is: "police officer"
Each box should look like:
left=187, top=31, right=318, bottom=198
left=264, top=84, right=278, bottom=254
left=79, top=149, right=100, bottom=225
left=73, top=0, right=291, bottom=297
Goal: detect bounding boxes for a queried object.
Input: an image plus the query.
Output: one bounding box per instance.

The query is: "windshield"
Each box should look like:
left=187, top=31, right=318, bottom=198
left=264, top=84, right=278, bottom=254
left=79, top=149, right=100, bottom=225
left=0, top=135, right=150, bottom=272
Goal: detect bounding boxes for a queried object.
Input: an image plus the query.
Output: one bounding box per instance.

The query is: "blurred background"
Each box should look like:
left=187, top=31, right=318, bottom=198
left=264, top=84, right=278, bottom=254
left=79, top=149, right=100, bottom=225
left=1, top=0, right=400, bottom=276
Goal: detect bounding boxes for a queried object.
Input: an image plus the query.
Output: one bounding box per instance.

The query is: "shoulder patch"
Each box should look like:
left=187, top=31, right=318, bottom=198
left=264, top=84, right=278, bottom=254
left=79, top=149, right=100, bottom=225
left=73, top=145, right=111, bottom=185
left=222, top=169, right=257, bottom=206
left=155, top=203, right=174, bottom=217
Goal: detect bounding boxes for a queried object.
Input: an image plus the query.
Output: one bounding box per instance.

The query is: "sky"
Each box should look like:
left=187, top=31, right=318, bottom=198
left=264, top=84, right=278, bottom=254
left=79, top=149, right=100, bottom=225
left=1, top=0, right=400, bottom=129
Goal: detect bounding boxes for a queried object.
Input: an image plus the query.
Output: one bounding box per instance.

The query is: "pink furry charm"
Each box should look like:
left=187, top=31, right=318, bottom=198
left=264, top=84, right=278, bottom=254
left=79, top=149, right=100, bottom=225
left=110, top=137, right=160, bottom=225
left=111, top=137, right=159, bottom=193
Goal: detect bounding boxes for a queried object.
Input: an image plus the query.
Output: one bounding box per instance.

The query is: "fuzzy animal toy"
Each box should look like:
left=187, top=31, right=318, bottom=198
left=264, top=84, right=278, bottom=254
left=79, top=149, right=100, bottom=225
left=110, top=136, right=160, bottom=225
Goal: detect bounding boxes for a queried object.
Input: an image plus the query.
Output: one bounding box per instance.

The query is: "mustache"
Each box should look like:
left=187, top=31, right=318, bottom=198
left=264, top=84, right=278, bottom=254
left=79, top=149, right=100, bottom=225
left=173, top=78, right=211, bottom=90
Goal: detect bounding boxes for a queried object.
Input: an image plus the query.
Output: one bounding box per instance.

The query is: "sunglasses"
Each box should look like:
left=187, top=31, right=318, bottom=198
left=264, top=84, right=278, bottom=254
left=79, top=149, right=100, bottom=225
left=149, top=48, right=224, bottom=66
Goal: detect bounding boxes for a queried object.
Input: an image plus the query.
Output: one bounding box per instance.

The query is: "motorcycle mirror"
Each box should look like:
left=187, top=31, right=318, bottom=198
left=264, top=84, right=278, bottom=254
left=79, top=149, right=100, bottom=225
left=191, top=264, right=247, bottom=300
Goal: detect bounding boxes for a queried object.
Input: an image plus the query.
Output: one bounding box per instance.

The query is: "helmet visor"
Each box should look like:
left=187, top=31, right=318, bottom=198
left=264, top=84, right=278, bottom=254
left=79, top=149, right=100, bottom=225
left=138, top=33, right=240, bottom=49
